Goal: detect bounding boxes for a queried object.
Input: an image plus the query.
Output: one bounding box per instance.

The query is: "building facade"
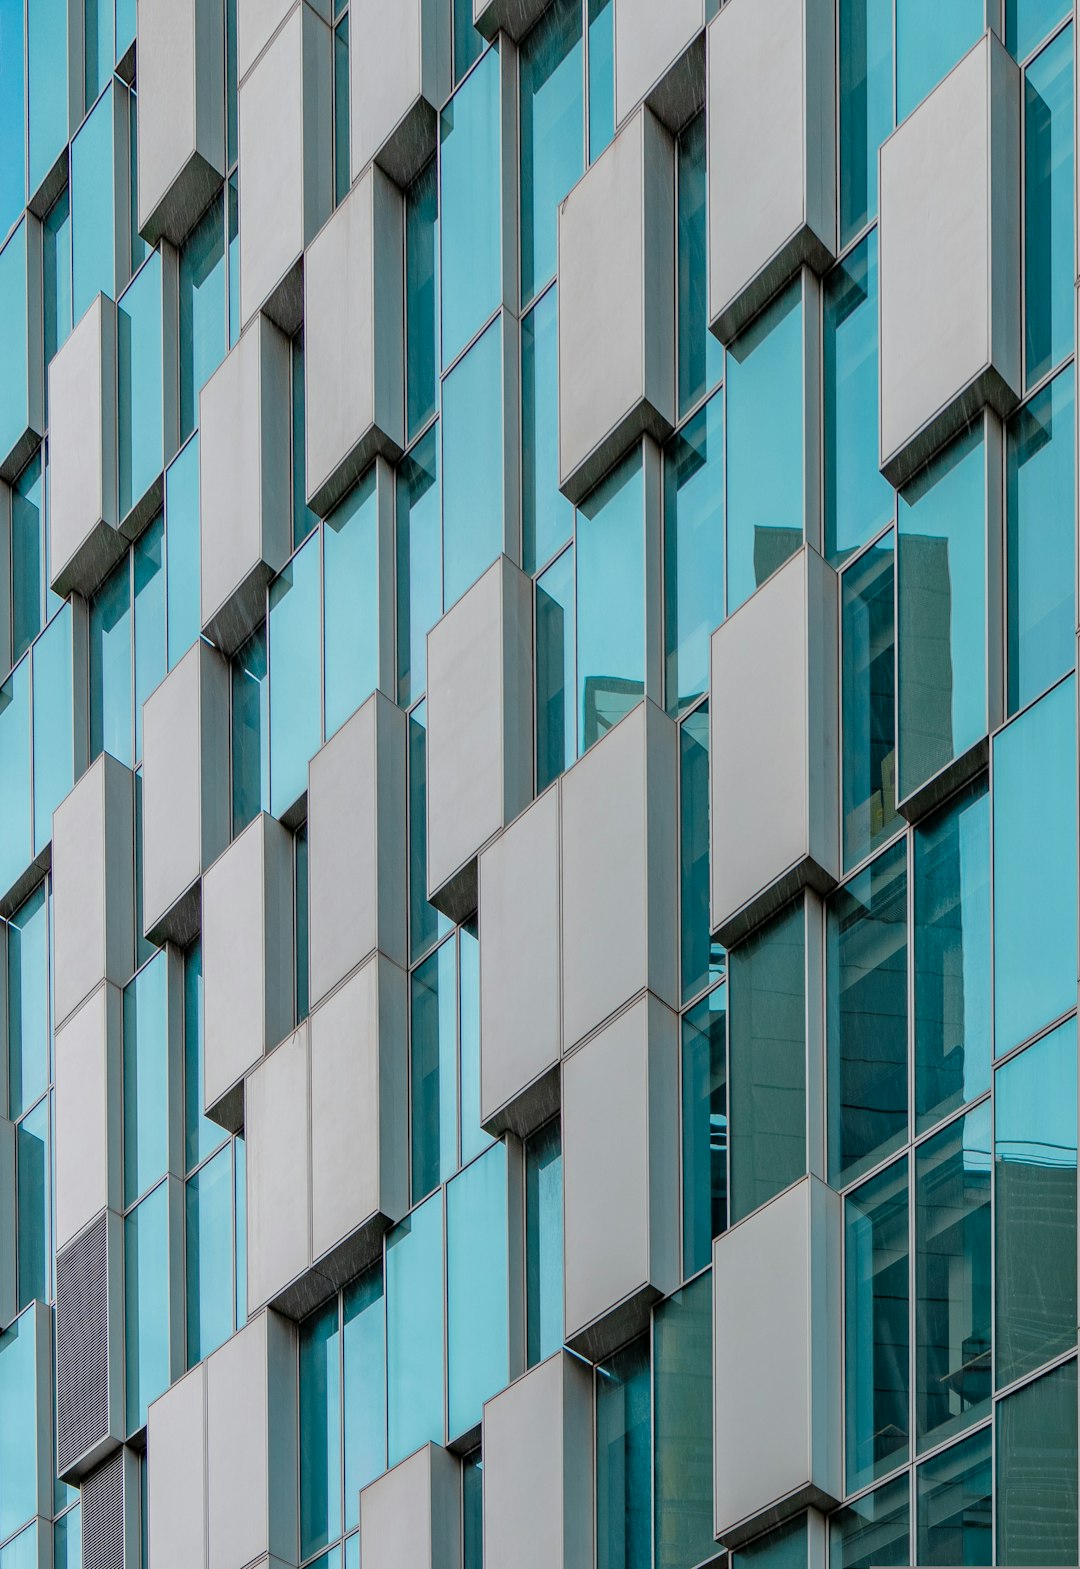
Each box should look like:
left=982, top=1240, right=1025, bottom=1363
left=0, top=0, right=1076, bottom=1566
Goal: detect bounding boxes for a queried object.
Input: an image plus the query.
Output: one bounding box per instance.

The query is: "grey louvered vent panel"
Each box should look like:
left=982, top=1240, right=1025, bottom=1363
left=82, top=1451, right=125, bottom=1569
left=56, top=1214, right=110, bottom=1473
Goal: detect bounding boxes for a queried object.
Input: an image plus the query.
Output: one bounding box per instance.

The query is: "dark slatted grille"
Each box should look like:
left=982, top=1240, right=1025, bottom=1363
left=81, top=1451, right=124, bottom=1569
left=56, top=1214, right=110, bottom=1474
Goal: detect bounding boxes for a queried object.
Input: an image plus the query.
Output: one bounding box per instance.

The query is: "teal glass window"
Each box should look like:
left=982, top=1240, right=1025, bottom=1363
left=343, top=1266, right=386, bottom=1514
left=179, top=193, right=227, bottom=443
left=596, top=1334, right=650, bottom=1569
left=184, top=941, right=225, bottom=1171
left=676, top=112, right=723, bottom=419
left=442, top=313, right=504, bottom=610
left=841, top=531, right=899, bottom=869
left=123, top=954, right=170, bottom=1205
left=291, top=335, right=317, bottom=549
left=165, top=436, right=201, bottom=670
left=440, top=44, right=501, bottom=368
left=411, top=934, right=458, bottom=1201
left=323, top=470, right=379, bottom=741
left=0, top=0, right=25, bottom=240
left=913, top=780, right=990, bottom=1134
left=396, top=429, right=441, bottom=707
left=12, top=452, right=44, bottom=664
left=587, top=0, right=614, bottom=162
left=0, top=657, right=32, bottom=897
left=7, top=883, right=48, bottom=1121
left=125, top=1180, right=172, bottom=1431
left=28, top=0, right=68, bottom=196
left=577, top=446, right=645, bottom=752
left=535, top=544, right=575, bottom=790
left=32, top=601, right=74, bottom=859
left=0, top=1308, right=41, bottom=1541
left=729, top=899, right=806, bottom=1225
left=829, top=1475, right=910, bottom=1569
left=916, top=1428, right=991, bottom=1567
left=0, top=223, right=32, bottom=469
left=664, top=392, right=724, bottom=719
left=726, top=279, right=804, bottom=614
left=300, top=1299, right=342, bottom=1560
left=333, top=14, right=349, bottom=207
left=268, top=532, right=321, bottom=820
left=828, top=840, right=908, bottom=1187
left=845, top=1156, right=910, bottom=1492
left=681, top=982, right=727, bottom=1278
left=227, top=174, right=239, bottom=348
left=294, top=823, right=308, bottom=1024
left=825, top=233, right=894, bottom=565
left=895, top=0, right=983, bottom=122
left=54, top=1506, right=82, bottom=1569
left=458, top=922, right=489, bottom=1168
left=116, top=0, right=135, bottom=63
left=733, top=1516, right=809, bottom=1569
left=915, top=1104, right=991, bottom=1449
left=71, top=83, right=119, bottom=324
left=519, top=0, right=583, bottom=306
left=447, top=1141, right=510, bottom=1439
left=133, top=514, right=167, bottom=762
left=386, top=1192, right=445, bottom=1465
left=453, top=0, right=483, bottom=83
left=525, top=1117, right=563, bottom=1367
left=185, top=1142, right=234, bottom=1366
left=128, top=86, right=148, bottom=278
left=84, top=0, right=113, bottom=108
left=679, top=703, right=722, bottom=1004
left=16, top=1097, right=48, bottom=1310
left=463, top=1450, right=482, bottom=1569
left=839, top=0, right=893, bottom=245
left=522, top=285, right=573, bottom=574
left=90, top=552, right=132, bottom=766
left=992, top=674, right=1077, bottom=1055
left=231, top=624, right=269, bottom=837
left=994, top=1017, right=1077, bottom=1387
left=405, top=158, right=438, bottom=443
left=43, top=184, right=73, bottom=382
left=996, top=1358, right=1077, bottom=1565
left=0, top=1524, right=41, bottom=1569
left=897, top=422, right=987, bottom=801
left=1024, top=26, right=1074, bottom=385
left=407, top=701, right=451, bottom=963
left=1008, top=0, right=1070, bottom=59
left=1006, top=364, right=1075, bottom=715
left=654, top=1275, right=714, bottom=1569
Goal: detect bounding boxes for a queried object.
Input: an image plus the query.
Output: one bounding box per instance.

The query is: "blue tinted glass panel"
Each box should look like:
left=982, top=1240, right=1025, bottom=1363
left=408, top=702, right=452, bottom=963
left=0, top=224, right=31, bottom=468
left=269, top=533, right=321, bottom=820
left=71, top=85, right=117, bottom=324
left=535, top=545, right=575, bottom=791
left=133, top=513, right=166, bottom=761
left=839, top=0, right=894, bottom=245
left=996, top=1359, right=1078, bottom=1566
left=32, top=592, right=73, bottom=861
left=914, top=780, right=990, bottom=1134
left=12, top=452, right=43, bottom=665
left=841, top=531, right=899, bottom=868
left=323, top=470, right=379, bottom=741
left=185, top=1143, right=233, bottom=1366
left=411, top=935, right=458, bottom=1201
left=90, top=560, right=133, bottom=767
left=520, top=0, right=582, bottom=306
left=677, top=112, right=723, bottom=418
left=1008, top=0, right=1070, bottom=58
left=405, top=158, right=439, bottom=441
left=123, top=952, right=169, bottom=1206
left=995, top=1017, right=1078, bottom=1387
left=227, top=174, right=239, bottom=348
left=665, top=392, right=723, bottom=718
left=447, top=1141, right=510, bottom=1439
left=442, top=314, right=504, bottom=610
left=0, top=0, right=25, bottom=239
left=596, top=1334, right=651, bottom=1569
left=231, top=626, right=269, bottom=836
left=294, top=822, right=308, bottom=1024
left=825, top=234, right=894, bottom=565
left=184, top=941, right=224, bottom=1171
left=831, top=1476, right=911, bottom=1569
left=16, top=1098, right=48, bottom=1310
left=0, top=1308, right=39, bottom=1541
left=233, top=1135, right=246, bottom=1325
left=441, top=46, right=500, bottom=366
left=0, top=659, right=32, bottom=897
left=27, top=0, right=67, bottom=202
left=680, top=704, right=723, bottom=1002
left=43, top=187, right=73, bottom=382
left=396, top=428, right=441, bottom=707
left=116, top=0, right=136, bottom=61
left=300, top=1300, right=341, bottom=1560
left=1007, top=365, right=1075, bottom=715
left=453, top=0, right=483, bottom=81
left=577, top=447, right=645, bottom=753
left=458, top=922, right=490, bottom=1167
left=681, top=983, right=727, bottom=1279
left=587, top=0, right=614, bottom=162
left=0, top=1526, right=40, bottom=1569
left=1025, top=28, right=1074, bottom=384
left=654, top=1277, right=715, bottom=1568
left=525, top=1118, right=563, bottom=1367
left=334, top=16, right=349, bottom=206
left=166, top=437, right=201, bottom=670
left=895, top=0, right=983, bottom=122
left=125, top=1181, right=172, bottom=1431
left=84, top=0, right=113, bottom=108
left=897, top=424, right=986, bottom=801
left=846, top=1157, right=910, bottom=1492
left=343, top=1266, right=385, bottom=1519
left=128, top=85, right=147, bottom=277
left=463, top=1451, right=482, bottom=1569
left=916, top=1427, right=991, bottom=1567
left=54, top=1508, right=82, bottom=1569
left=726, top=280, right=804, bottom=614
left=291, top=337, right=317, bottom=549
left=386, top=1193, right=445, bottom=1464
left=179, top=194, right=226, bottom=443
left=993, top=675, right=1077, bottom=1055
left=7, top=884, right=48, bottom=1121
left=522, top=285, right=573, bottom=574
